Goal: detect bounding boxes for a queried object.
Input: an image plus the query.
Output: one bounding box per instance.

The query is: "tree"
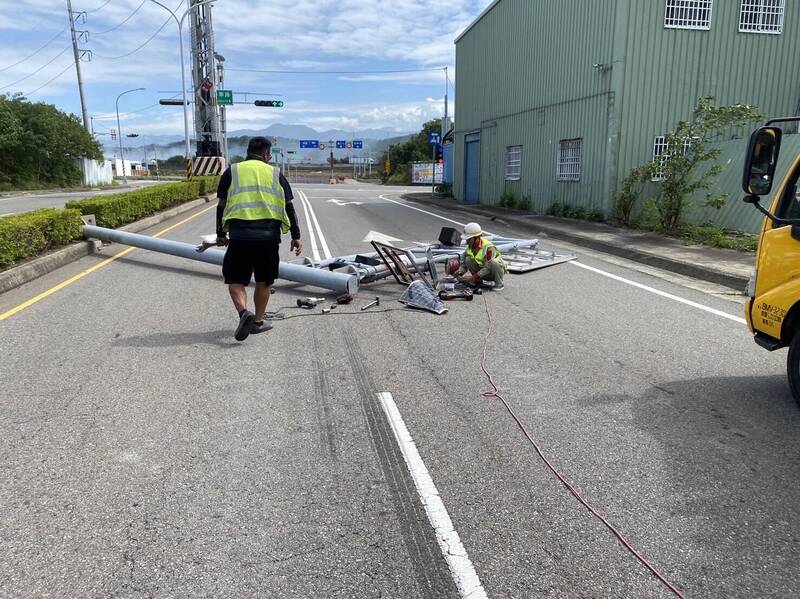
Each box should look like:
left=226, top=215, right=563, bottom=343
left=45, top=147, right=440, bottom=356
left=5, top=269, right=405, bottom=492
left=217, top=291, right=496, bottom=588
left=0, top=94, right=102, bottom=189
left=618, top=97, right=763, bottom=231
left=379, top=119, right=443, bottom=179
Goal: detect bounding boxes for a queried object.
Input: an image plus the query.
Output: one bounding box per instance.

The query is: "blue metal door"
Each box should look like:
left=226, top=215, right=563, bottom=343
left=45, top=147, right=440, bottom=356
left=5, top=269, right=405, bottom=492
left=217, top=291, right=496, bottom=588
left=464, top=132, right=480, bottom=205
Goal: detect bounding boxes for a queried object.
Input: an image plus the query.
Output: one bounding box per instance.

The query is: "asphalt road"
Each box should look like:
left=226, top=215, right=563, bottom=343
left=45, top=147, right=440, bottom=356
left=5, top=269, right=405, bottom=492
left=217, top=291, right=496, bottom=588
left=0, top=180, right=165, bottom=216
left=0, top=182, right=797, bottom=598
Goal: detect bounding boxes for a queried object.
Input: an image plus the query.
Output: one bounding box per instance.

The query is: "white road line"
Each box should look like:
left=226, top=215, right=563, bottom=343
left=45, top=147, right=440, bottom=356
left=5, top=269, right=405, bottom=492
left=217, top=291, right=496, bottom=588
left=569, top=261, right=747, bottom=324
left=377, top=193, right=747, bottom=325
left=377, top=392, right=488, bottom=599
left=298, top=189, right=321, bottom=262
left=301, top=189, right=332, bottom=259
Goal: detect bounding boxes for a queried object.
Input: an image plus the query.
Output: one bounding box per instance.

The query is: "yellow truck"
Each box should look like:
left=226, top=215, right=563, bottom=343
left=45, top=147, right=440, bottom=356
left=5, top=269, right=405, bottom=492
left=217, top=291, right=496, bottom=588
left=742, top=119, right=800, bottom=405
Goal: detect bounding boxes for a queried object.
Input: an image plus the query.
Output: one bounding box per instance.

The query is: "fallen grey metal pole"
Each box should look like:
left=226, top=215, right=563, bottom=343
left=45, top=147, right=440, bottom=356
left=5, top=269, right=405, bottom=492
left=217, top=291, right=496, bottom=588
left=83, top=225, right=359, bottom=295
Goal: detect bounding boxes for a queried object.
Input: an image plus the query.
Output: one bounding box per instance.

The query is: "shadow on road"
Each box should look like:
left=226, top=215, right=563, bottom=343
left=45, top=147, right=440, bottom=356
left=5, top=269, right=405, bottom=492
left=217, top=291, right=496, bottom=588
left=113, top=329, right=238, bottom=349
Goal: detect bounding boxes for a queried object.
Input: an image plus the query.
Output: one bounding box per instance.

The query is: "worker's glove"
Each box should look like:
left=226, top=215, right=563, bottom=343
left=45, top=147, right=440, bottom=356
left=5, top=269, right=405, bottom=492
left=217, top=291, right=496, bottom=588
left=216, top=235, right=229, bottom=247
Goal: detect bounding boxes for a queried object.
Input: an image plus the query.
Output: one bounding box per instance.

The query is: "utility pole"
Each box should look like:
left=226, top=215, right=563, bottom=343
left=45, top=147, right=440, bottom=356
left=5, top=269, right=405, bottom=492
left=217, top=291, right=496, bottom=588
left=66, top=0, right=91, bottom=132
left=189, top=0, right=224, bottom=171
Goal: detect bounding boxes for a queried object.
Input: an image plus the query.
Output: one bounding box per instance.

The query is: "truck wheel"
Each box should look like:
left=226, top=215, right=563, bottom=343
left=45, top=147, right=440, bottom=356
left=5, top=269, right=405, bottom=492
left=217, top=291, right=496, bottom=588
left=788, top=333, right=800, bottom=407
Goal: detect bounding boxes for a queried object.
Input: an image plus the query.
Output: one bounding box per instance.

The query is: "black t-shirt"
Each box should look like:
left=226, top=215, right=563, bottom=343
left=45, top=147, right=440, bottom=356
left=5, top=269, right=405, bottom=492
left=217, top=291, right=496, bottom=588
left=217, top=157, right=301, bottom=241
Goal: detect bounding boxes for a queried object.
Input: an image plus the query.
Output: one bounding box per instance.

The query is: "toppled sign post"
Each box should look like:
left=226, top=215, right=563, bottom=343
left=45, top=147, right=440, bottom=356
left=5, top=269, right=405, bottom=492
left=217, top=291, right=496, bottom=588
left=82, top=224, right=576, bottom=299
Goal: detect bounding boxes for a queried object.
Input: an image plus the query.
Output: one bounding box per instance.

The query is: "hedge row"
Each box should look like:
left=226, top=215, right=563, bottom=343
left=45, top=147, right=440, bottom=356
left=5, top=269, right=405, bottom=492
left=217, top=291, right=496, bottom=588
left=65, top=176, right=219, bottom=228
left=0, top=176, right=219, bottom=270
left=0, top=208, right=84, bottom=269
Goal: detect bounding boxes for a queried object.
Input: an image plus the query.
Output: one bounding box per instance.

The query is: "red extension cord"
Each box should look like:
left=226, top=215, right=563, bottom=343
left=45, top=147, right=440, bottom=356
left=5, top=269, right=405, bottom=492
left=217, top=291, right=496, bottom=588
left=479, top=294, right=686, bottom=598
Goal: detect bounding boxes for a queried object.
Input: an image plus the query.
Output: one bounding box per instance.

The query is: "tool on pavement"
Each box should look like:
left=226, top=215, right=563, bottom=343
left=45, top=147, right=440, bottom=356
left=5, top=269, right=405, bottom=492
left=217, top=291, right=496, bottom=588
left=336, top=293, right=353, bottom=305
left=438, top=289, right=474, bottom=302
left=361, top=297, right=380, bottom=311
left=297, top=297, right=325, bottom=309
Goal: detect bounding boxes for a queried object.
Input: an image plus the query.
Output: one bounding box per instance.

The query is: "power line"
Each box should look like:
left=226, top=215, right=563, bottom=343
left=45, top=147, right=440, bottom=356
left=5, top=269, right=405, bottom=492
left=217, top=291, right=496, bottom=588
left=0, top=46, right=72, bottom=92
left=23, top=61, right=76, bottom=97
left=0, top=28, right=69, bottom=73
left=83, top=0, right=114, bottom=13
left=90, top=0, right=147, bottom=35
left=93, top=0, right=183, bottom=60
left=225, top=67, right=447, bottom=75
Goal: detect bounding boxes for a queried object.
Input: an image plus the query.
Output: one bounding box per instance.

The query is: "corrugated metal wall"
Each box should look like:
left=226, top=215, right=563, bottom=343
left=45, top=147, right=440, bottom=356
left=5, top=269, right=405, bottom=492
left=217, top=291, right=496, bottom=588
left=454, top=0, right=800, bottom=232
left=618, top=0, right=800, bottom=199
left=454, top=0, right=618, bottom=207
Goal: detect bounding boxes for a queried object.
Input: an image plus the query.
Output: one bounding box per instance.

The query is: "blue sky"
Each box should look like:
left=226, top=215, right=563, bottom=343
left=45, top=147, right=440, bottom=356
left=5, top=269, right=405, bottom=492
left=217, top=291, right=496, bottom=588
left=0, top=0, right=493, bottom=138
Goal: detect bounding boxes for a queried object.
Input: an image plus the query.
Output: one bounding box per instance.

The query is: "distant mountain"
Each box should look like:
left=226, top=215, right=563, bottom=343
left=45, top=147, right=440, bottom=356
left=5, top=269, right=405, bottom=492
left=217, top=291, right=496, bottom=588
left=101, top=123, right=413, bottom=164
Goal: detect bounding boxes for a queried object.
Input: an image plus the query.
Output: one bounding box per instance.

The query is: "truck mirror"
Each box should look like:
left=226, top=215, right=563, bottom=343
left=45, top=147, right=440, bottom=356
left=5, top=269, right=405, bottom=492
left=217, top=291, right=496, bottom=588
left=742, top=126, right=782, bottom=197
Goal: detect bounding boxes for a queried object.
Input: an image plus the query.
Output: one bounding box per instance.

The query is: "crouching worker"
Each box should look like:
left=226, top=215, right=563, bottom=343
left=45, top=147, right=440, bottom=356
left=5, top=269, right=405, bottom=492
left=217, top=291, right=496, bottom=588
left=216, top=136, right=303, bottom=341
left=457, top=222, right=507, bottom=291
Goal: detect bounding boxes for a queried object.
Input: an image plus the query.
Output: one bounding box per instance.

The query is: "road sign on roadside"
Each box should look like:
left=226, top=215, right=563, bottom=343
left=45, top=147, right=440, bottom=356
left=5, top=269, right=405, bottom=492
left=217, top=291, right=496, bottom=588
left=320, top=143, right=327, bottom=150
left=353, top=140, right=363, bottom=149
left=299, top=140, right=319, bottom=149
left=336, top=140, right=347, bottom=149
left=346, top=142, right=353, bottom=149
left=216, top=89, right=233, bottom=105
left=428, top=132, right=441, bottom=145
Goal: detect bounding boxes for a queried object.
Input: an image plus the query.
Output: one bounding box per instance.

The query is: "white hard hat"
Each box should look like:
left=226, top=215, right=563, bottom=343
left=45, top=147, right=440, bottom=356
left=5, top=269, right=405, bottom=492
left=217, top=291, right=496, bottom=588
left=463, top=222, right=482, bottom=239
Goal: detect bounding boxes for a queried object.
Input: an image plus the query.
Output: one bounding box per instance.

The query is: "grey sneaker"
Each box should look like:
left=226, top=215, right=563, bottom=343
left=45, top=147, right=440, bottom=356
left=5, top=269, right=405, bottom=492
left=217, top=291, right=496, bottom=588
left=250, top=321, right=273, bottom=335
left=235, top=310, right=255, bottom=341
left=493, top=282, right=505, bottom=291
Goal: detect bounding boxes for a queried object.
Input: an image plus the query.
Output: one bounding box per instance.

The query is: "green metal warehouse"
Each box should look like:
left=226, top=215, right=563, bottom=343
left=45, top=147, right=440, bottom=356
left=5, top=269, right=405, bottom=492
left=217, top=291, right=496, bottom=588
left=453, top=0, right=800, bottom=232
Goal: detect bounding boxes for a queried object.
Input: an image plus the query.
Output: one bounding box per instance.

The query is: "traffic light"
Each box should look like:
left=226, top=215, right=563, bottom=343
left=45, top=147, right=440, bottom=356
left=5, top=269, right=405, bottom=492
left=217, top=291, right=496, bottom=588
left=159, top=99, right=189, bottom=105
left=254, top=100, right=284, bottom=108
left=126, top=134, right=139, bottom=138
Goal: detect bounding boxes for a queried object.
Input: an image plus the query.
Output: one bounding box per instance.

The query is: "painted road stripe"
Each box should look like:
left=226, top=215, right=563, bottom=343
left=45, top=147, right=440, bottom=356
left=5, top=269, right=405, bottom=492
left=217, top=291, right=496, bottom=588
left=378, top=193, right=746, bottom=325
left=300, top=189, right=332, bottom=259
left=298, top=189, right=321, bottom=262
left=0, top=205, right=215, bottom=322
left=569, top=261, right=747, bottom=324
left=377, top=392, right=488, bottom=599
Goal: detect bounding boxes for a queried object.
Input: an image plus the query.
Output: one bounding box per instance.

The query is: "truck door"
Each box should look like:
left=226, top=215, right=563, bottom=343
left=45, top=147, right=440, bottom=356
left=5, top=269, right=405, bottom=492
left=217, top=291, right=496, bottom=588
left=753, top=156, right=800, bottom=338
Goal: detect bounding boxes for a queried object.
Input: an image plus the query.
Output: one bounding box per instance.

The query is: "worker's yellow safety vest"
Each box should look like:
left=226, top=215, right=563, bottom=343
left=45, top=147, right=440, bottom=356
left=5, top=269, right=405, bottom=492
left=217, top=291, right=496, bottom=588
left=466, top=237, right=506, bottom=269
left=222, top=160, right=291, bottom=234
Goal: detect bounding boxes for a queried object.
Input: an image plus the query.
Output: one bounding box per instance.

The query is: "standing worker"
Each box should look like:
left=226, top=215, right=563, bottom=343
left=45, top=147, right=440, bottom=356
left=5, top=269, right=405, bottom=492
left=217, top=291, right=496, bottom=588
left=456, top=222, right=507, bottom=291
left=216, top=137, right=303, bottom=341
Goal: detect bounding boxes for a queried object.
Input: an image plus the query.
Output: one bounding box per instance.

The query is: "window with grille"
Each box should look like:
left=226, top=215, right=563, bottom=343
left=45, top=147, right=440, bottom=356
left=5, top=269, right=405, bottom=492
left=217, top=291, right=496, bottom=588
left=505, top=146, right=522, bottom=181
left=664, top=0, right=713, bottom=30
left=557, top=139, right=582, bottom=181
left=740, top=0, right=784, bottom=34
left=652, top=135, right=694, bottom=181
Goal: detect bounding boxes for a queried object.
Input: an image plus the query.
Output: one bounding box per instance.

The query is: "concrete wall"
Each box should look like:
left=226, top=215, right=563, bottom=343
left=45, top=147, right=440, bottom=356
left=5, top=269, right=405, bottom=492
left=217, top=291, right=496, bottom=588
left=79, top=159, right=113, bottom=186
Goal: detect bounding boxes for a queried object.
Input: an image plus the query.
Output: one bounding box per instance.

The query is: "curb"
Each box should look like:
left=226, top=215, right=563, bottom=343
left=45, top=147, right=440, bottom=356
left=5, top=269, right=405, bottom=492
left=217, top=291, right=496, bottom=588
left=401, top=194, right=750, bottom=291
left=0, top=195, right=215, bottom=296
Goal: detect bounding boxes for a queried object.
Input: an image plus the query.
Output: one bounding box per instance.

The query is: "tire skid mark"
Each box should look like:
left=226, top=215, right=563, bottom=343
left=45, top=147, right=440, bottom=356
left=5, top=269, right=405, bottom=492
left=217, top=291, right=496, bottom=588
left=341, top=329, right=458, bottom=599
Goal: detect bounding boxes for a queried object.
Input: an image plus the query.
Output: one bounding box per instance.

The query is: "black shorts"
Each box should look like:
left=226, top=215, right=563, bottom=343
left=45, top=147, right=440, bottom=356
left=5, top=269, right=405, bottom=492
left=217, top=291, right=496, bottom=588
left=222, top=239, right=280, bottom=286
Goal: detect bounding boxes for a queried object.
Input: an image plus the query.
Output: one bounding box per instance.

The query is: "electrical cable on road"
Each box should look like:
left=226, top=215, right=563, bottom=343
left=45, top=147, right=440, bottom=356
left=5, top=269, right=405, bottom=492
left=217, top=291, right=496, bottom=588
left=0, top=27, right=69, bottom=73
left=477, top=293, right=686, bottom=599
left=0, top=46, right=72, bottom=92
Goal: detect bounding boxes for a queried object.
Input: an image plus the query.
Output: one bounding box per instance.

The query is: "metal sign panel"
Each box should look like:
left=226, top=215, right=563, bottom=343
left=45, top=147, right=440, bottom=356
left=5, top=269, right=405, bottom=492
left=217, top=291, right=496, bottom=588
left=353, top=140, right=363, bottom=149
left=336, top=140, right=347, bottom=149
left=428, top=132, right=441, bottom=145
left=216, top=89, right=233, bottom=105
left=300, top=140, right=319, bottom=149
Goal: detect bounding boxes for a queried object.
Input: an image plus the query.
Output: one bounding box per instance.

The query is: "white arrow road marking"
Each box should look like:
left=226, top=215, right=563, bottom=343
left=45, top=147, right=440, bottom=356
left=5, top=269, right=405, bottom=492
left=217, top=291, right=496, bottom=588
left=327, top=199, right=364, bottom=206
left=362, top=230, right=403, bottom=244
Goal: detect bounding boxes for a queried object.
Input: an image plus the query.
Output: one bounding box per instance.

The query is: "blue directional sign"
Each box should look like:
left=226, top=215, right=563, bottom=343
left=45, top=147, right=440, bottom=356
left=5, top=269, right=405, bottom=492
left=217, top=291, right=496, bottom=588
left=336, top=140, right=347, bottom=149
left=353, top=140, right=363, bottom=149
left=428, top=132, right=441, bottom=145
left=299, top=140, right=319, bottom=149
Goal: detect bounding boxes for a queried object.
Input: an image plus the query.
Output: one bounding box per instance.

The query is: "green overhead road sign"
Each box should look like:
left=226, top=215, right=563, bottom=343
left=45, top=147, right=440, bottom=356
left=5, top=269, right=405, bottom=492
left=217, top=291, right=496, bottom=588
left=216, top=90, right=233, bottom=105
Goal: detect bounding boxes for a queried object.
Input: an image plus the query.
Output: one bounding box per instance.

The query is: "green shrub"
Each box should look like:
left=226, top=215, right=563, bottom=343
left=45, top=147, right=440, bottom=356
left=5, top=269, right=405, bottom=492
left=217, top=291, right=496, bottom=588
left=0, top=208, right=83, bottom=269
left=66, top=178, right=215, bottom=228
left=498, top=191, right=516, bottom=208
left=515, top=195, right=531, bottom=211
left=588, top=210, right=606, bottom=223
left=435, top=183, right=453, bottom=196
left=547, top=201, right=564, bottom=217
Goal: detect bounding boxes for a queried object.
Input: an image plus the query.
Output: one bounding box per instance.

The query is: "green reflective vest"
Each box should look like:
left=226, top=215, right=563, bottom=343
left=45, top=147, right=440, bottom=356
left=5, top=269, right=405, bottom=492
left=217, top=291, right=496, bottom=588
left=222, top=160, right=291, bottom=234
left=466, top=237, right=507, bottom=270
